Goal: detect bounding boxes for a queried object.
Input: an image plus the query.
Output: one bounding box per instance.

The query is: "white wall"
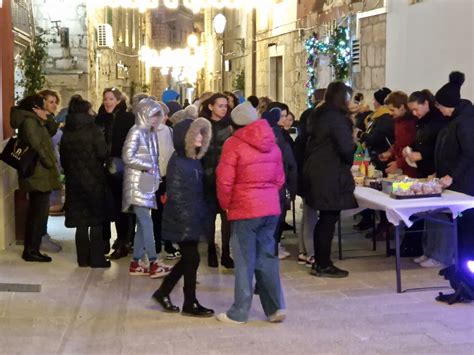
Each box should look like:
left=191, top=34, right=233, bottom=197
left=385, top=0, right=474, bottom=100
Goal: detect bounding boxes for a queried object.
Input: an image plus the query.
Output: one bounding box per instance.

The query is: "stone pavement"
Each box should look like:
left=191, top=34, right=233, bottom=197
left=0, top=214, right=473, bottom=355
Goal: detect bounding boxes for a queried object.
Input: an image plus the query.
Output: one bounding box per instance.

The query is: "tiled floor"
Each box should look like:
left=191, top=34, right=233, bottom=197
left=0, top=213, right=473, bottom=355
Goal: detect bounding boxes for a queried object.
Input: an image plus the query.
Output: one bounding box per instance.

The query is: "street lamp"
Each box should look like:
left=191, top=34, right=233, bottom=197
left=187, top=33, right=199, bottom=49
left=213, top=14, right=227, bottom=36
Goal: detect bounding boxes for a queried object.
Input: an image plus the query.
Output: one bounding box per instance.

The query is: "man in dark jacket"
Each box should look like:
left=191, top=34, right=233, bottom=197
left=359, top=87, right=394, bottom=172
left=434, top=72, right=474, bottom=271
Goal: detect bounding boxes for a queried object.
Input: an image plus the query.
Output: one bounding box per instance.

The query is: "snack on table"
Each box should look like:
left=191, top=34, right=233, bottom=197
left=391, top=177, right=444, bottom=197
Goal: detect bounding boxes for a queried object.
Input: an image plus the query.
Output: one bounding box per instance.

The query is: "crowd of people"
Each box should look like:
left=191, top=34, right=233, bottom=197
left=8, top=69, right=474, bottom=322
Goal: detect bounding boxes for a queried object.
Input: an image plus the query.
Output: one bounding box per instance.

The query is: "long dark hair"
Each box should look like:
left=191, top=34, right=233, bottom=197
left=68, top=95, right=92, bottom=114
left=324, top=81, right=351, bottom=113
left=408, top=89, right=436, bottom=110
left=18, top=94, right=45, bottom=112
left=199, top=93, right=228, bottom=119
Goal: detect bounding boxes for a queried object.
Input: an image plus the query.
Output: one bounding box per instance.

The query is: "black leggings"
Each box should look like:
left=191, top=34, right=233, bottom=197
left=313, top=210, right=341, bottom=268
left=24, top=191, right=51, bottom=253
left=157, top=241, right=200, bottom=306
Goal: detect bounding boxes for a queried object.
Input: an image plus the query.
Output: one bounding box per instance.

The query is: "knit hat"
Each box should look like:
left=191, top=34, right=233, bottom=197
left=165, top=101, right=182, bottom=117
left=262, top=108, right=281, bottom=128
left=435, top=71, right=465, bottom=108
left=231, top=101, right=258, bottom=126
left=374, top=87, right=392, bottom=105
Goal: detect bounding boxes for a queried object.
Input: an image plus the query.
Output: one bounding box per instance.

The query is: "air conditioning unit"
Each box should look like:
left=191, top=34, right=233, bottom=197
left=97, top=24, right=114, bottom=49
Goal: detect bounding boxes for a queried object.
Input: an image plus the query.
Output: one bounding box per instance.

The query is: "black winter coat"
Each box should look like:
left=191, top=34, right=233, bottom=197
left=435, top=100, right=474, bottom=196
left=412, top=108, right=447, bottom=178
left=294, top=107, right=313, bottom=197
left=272, top=126, right=298, bottom=206
left=303, top=104, right=358, bottom=211
left=360, top=108, right=394, bottom=171
left=60, top=113, right=110, bottom=228
left=162, top=118, right=212, bottom=243
left=201, top=116, right=233, bottom=203
left=95, top=101, right=135, bottom=158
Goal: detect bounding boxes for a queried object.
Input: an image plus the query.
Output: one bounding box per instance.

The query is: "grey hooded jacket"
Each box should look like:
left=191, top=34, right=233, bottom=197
left=122, top=98, right=163, bottom=212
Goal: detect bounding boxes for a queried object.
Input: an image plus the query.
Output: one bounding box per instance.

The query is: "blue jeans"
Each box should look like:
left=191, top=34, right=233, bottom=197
left=133, top=206, right=157, bottom=262
left=423, top=214, right=454, bottom=266
left=227, top=216, right=285, bottom=322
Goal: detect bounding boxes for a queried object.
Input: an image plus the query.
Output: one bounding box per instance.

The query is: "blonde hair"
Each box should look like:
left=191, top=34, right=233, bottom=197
left=38, top=89, right=61, bottom=104
left=257, top=96, right=273, bottom=116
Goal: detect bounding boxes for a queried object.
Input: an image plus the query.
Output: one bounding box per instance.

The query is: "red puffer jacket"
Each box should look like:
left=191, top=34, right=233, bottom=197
left=216, top=119, right=285, bottom=221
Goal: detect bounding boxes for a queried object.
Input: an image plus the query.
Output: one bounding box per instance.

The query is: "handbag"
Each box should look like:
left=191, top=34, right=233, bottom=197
left=139, top=171, right=159, bottom=193
left=0, top=136, right=38, bottom=177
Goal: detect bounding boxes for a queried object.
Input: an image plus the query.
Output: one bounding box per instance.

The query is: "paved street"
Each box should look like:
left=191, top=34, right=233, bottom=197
left=0, top=215, right=473, bottom=355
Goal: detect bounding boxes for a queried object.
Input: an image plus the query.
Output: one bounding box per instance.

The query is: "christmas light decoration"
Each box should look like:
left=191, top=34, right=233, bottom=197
left=304, top=25, right=351, bottom=107
left=88, top=0, right=273, bottom=13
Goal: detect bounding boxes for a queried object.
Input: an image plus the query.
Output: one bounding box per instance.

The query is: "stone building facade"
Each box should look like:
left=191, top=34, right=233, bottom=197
left=32, top=1, right=148, bottom=110
left=351, top=13, right=387, bottom=103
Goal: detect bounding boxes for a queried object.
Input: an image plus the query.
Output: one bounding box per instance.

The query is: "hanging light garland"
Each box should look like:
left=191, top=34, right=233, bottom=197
left=304, top=25, right=351, bottom=107
left=139, top=45, right=206, bottom=83
left=89, top=0, right=273, bottom=13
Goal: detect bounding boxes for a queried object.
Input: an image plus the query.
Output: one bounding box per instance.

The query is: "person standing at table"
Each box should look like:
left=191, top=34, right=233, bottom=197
left=406, top=90, right=451, bottom=268
left=303, top=82, right=357, bottom=278
left=434, top=71, right=474, bottom=272
left=380, top=91, right=417, bottom=177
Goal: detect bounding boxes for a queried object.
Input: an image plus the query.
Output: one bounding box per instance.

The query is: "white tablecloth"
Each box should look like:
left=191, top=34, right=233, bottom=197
left=343, top=187, right=474, bottom=227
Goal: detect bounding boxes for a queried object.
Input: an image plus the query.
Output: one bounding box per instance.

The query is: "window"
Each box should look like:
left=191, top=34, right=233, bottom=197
left=270, top=56, right=283, bottom=102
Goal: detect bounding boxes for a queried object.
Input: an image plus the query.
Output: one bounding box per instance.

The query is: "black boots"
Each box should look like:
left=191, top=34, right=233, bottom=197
left=311, top=264, right=349, bottom=278
left=109, top=242, right=129, bottom=260
left=22, top=251, right=52, bottom=262
left=152, top=291, right=180, bottom=313
left=208, top=244, right=218, bottom=268
left=221, top=255, right=234, bottom=269
left=182, top=301, right=214, bottom=318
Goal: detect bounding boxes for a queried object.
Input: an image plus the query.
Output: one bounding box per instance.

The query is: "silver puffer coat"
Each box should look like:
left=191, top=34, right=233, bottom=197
left=122, top=98, right=163, bottom=212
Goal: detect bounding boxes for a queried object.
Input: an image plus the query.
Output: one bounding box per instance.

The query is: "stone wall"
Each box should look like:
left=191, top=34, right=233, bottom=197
left=352, top=14, right=387, bottom=103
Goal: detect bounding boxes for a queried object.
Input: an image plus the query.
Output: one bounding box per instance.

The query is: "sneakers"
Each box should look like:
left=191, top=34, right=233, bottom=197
left=420, top=258, right=445, bottom=268
left=413, top=255, right=429, bottom=263
left=278, top=246, right=291, bottom=260
left=129, top=260, right=150, bottom=275
left=40, top=234, right=62, bottom=253
left=311, top=264, right=349, bottom=278
left=216, top=313, right=246, bottom=324
left=305, top=255, right=315, bottom=268
left=268, top=310, right=286, bottom=323
left=165, top=250, right=182, bottom=260
left=149, top=261, right=172, bottom=279
left=298, top=253, right=307, bottom=265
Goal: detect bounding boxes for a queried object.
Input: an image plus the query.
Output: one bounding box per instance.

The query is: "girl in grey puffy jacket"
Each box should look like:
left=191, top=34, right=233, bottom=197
left=122, top=98, right=171, bottom=278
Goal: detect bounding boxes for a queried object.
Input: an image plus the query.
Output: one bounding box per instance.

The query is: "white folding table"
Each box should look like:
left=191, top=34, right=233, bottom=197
left=343, top=187, right=474, bottom=293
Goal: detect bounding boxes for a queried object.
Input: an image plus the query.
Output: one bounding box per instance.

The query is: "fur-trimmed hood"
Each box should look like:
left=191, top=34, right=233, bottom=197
left=173, top=117, right=212, bottom=159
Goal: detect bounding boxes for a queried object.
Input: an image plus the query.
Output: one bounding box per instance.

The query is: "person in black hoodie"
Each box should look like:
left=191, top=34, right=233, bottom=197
left=95, top=88, right=135, bottom=259
left=200, top=93, right=234, bottom=268
left=60, top=95, right=111, bottom=268
left=435, top=71, right=474, bottom=271
left=262, top=108, right=297, bottom=258
left=152, top=118, right=214, bottom=317
left=303, top=82, right=357, bottom=278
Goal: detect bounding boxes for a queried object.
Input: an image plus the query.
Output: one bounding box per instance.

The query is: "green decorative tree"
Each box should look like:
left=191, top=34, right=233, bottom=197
left=233, top=69, right=245, bottom=92
left=17, top=33, right=48, bottom=97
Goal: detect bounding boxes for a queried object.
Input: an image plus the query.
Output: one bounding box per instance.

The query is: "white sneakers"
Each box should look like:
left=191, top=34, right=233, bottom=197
left=216, top=310, right=286, bottom=324
left=278, top=246, right=291, bottom=260
left=413, top=255, right=445, bottom=268
left=413, top=255, right=429, bottom=263
left=216, top=313, right=246, bottom=324
left=419, top=258, right=445, bottom=268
